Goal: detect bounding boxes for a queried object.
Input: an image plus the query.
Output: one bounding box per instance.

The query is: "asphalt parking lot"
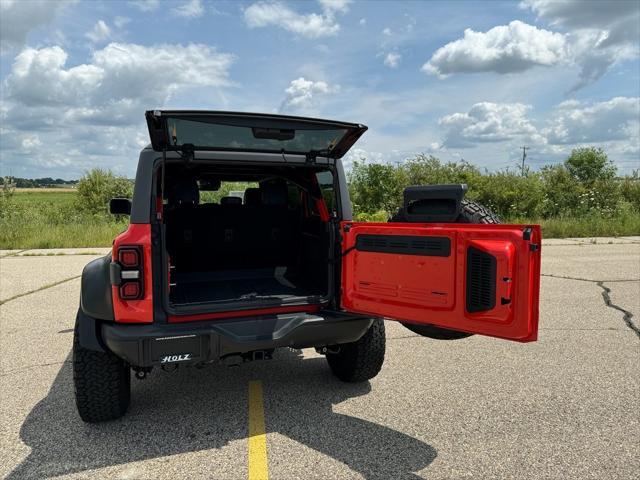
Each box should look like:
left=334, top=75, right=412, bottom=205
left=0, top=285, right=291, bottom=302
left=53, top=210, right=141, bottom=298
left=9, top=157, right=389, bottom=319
left=1, top=238, right=639, bottom=479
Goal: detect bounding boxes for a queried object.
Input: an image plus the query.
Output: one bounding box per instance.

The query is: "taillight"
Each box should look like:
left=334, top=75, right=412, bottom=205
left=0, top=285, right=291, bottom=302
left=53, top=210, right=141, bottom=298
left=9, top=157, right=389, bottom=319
left=119, top=248, right=140, bottom=267
left=117, top=245, right=144, bottom=300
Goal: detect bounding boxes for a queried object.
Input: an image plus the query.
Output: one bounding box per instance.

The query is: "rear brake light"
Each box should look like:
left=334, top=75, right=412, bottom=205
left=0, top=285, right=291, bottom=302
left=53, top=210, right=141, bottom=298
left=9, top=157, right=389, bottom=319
left=120, top=282, right=141, bottom=299
left=119, top=248, right=140, bottom=267
left=117, top=245, right=143, bottom=300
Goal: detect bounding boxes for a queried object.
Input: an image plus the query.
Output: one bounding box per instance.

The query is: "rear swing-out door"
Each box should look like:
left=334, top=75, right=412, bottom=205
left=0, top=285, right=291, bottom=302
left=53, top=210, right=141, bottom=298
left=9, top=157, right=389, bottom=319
left=340, top=222, right=541, bottom=342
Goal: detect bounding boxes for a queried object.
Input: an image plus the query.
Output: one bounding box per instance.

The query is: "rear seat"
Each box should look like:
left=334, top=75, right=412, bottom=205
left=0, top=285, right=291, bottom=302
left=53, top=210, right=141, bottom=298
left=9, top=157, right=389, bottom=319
left=164, top=178, right=201, bottom=269
left=168, top=179, right=299, bottom=272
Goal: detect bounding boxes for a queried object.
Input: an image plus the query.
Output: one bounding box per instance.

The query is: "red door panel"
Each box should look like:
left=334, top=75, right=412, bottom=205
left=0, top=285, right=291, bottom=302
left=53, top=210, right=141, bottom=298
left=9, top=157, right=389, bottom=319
left=340, top=222, right=541, bottom=342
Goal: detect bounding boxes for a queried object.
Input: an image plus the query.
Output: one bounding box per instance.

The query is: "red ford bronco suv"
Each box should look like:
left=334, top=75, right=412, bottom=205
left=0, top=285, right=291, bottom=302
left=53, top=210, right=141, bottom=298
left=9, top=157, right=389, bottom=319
left=74, top=111, right=541, bottom=422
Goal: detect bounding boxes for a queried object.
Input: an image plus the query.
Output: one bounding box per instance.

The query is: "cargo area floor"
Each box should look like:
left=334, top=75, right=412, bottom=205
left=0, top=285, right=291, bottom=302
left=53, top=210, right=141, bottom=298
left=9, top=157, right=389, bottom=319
left=169, top=268, right=324, bottom=305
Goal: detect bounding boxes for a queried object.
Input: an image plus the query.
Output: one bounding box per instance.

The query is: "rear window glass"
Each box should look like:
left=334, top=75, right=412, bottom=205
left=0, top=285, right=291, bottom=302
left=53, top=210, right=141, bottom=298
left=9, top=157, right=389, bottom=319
left=167, top=117, right=347, bottom=154
left=199, top=182, right=258, bottom=204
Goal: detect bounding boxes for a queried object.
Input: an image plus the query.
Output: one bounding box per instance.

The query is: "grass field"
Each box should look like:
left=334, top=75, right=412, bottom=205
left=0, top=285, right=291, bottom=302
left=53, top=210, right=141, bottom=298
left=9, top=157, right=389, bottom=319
left=1, top=190, right=127, bottom=249
left=13, top=189, right=76, bottom=207
left=1, top=190, right=639, bottom=249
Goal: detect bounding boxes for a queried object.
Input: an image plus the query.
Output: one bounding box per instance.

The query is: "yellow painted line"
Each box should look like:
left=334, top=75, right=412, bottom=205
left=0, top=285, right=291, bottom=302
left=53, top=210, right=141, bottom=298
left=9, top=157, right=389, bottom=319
left=248, top=380, right=269, bottom=480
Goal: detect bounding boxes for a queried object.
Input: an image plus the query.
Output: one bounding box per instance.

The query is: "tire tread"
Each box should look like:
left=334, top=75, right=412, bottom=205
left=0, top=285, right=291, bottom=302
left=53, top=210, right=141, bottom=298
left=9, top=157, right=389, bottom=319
left=327, top=319, right=385, bottom=382
left=73, top=316, right=130, bottom=423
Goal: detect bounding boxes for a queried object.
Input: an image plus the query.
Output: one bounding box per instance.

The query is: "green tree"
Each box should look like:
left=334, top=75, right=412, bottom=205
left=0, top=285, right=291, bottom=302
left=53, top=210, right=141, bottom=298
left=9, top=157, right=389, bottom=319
left=565, top=147, right=616, bottom=185
left=348, top=160, right=405, bottom=214
left=75, top=169, right=133, bottom=216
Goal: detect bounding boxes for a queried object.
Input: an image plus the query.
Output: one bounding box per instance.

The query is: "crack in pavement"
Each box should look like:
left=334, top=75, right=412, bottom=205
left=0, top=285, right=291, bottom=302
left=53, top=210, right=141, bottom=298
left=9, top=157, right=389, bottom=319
left=542, top=274, right=639, bottom=339
left=0, top=275, right=81, bottom=305
left=0, top=360, right=70, bottom=377
left=0, top=249, right=28, bottom=258
left=597, top=281, right=640, bottom=339
left=542, top=273, right=639, bottom=283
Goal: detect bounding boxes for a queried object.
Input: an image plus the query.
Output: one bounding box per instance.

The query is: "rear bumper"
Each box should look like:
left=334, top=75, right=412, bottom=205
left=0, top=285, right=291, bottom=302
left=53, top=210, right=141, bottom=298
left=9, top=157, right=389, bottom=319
left=101, top=312, right=372, bottom=367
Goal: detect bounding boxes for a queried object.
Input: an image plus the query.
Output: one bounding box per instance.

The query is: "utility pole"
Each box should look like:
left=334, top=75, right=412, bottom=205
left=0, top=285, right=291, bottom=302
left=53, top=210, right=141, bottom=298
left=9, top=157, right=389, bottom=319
left=520, top=146, right=529, bottom=176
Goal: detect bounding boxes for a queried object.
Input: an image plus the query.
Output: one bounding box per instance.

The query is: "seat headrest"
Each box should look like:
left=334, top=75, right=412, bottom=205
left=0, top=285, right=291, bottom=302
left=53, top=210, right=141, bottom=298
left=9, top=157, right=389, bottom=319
left=220, top=196, right=242, bottom=206
left=244, top=188, right=261, bottom=206
left=168, top=178, right=199, bottom=207
left=261, top=181, right=288, bottom=207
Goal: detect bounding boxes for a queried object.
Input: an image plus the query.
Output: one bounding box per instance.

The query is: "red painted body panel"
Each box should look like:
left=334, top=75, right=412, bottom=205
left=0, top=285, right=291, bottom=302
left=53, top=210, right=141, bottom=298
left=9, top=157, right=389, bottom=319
left=112, top=223, right=154, bottom=324
left=168, top=305, right=321, bottom=323
left=340, top=222, right=541, bottom=342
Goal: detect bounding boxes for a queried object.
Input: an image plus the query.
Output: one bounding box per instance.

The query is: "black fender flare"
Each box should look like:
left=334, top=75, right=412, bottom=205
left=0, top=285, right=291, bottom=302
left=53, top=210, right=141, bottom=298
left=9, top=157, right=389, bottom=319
left=78, top=255, right=114, bottom=351
left=76, top=309, right=105, bottom=352
left=80, top=255, right=114, bottom=321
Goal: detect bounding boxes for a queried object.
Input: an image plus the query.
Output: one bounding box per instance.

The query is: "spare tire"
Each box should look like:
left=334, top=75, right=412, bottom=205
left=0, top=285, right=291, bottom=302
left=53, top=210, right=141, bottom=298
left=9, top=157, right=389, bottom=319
left=399, top=199, right=501, bottom=340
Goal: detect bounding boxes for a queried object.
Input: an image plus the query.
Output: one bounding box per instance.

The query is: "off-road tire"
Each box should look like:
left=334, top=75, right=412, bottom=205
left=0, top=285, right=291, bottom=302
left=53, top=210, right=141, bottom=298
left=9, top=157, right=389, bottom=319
left=326, top=319, right=385, bottom=382
left=73, top=317, right=130, bottom=423
left=455, top=199, right=501, bottom=224
left=401, top=200, right=501, bottom=340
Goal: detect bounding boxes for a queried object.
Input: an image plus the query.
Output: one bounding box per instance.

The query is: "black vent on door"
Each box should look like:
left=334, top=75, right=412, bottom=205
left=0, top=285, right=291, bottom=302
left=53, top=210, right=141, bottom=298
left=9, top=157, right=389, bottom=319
left=466, top=247, right=497, bottom=312
left=355, top=235, right=451, bottom=257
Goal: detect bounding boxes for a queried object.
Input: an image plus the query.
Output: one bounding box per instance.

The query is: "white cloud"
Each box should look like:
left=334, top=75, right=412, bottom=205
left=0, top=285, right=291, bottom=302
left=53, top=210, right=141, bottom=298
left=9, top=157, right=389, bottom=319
left=172, top=0, right=204, bottom=19
left=522, top=0, right=639, bottom=38
left=317, top=0, right=351, bottom=13
left=522, top=0, right=640, bottom=91
left=130, top=0, right=160, bottom=12
left=382, top=27, right=392, bottom=36
left=244, top=0, right=349, bottom=38
left=544, top=97, right=640, bottom=145
left=0, top=0, right=74, bottom=54
left=359, top=18, right=366, bottom=26
left=384, top=52, right=401, bottom=68
left=437, top=97, right=640, bottom=166
left=85, top=20, right=111, bottom=43
left=6, top=43, right=234, bottom=109
left=1, top=42, right=235, bottom=176
left=439, top=102, right=542, bottom=148
left=280, top=77, right=336, bottom=111
left=423, top=20, right=568, bottom=77
left=21, top=134, right=42, bottom=151
left=342, top=148, right=385, bottom=170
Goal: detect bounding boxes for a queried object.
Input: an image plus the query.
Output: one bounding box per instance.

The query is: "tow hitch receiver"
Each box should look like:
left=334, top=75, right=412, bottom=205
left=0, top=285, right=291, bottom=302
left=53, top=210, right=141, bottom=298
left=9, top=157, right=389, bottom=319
left=222, top=350, right=274, bottom=367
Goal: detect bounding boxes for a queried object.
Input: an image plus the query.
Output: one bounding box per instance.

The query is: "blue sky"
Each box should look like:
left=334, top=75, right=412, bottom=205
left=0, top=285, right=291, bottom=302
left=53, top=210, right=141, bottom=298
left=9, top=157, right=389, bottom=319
left=1, top=0, right=638, bottom=178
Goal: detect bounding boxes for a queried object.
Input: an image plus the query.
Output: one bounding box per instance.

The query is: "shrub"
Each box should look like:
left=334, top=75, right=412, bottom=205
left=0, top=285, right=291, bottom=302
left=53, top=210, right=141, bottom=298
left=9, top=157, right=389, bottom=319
left=620, top=175, right=640, bottom=212
left=565, top=147, right=616, bottom=185
left=0, top=178, right=16, bottom=221
left=403, top=154, right=482, bottom=186
left=75, top=169, right=133, bottom=216
left=347, top=149, right=635, bottom=222
left=471, top=171, right=544, bottom=219
left=348, top=160, right=405, bottom=214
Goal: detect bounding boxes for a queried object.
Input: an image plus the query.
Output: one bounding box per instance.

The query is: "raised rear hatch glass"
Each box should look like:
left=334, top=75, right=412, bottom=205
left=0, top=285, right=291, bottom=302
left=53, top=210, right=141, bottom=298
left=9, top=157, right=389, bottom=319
left=146, top=110, right=367, bottom=158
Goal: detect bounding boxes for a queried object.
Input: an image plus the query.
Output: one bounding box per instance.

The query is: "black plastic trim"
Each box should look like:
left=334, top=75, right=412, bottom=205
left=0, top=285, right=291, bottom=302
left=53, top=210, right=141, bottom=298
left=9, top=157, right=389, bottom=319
left=80, top=255, right=114, bottom=321
left=102, top=311, right=373, bottom=367
left=395, top=184, right=467, bottom=223
left=355, top=234, right=451, bottom=257
left=466, top=247, right=497, bottom=313
left=76, top=309, right=105, bottom=352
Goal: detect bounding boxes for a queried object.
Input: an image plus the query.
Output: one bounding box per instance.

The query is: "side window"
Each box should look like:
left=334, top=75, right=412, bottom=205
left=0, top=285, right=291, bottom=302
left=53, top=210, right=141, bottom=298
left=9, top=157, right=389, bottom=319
left=316, top=170, right=336, bottom=214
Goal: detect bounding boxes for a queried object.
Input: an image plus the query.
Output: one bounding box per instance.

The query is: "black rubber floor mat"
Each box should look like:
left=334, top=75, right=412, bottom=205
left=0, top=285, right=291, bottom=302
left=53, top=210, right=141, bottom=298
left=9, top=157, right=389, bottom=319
left=170, top=274, right=321, bottom=305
